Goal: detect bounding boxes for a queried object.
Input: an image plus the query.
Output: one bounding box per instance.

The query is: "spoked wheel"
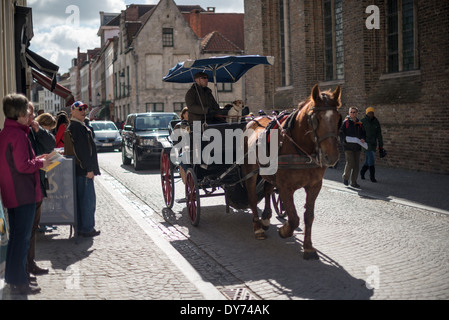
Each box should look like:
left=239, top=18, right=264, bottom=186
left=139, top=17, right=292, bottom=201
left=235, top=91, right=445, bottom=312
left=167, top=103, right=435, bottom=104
left=271, top=189, right=287, bottom=218
left=160, top=149, right=175, bottom=209
left=185, top=168, right=200, bottom=226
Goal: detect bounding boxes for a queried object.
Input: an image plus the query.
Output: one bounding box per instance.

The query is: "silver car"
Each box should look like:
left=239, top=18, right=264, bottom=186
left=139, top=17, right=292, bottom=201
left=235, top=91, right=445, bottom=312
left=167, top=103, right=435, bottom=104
left=91, top=121, right=122, bottom=152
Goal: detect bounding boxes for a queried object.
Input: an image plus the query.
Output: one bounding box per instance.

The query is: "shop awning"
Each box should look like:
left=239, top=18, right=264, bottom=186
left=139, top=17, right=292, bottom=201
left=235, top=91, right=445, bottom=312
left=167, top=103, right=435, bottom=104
left=25, top=48, right=59, bottom=91
left=31, top=69, right=75, bottom=107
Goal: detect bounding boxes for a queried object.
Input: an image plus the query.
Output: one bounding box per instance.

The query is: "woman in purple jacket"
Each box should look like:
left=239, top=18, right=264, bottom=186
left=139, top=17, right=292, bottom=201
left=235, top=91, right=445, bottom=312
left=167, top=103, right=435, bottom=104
left=0, top=94, right=50, bottom=295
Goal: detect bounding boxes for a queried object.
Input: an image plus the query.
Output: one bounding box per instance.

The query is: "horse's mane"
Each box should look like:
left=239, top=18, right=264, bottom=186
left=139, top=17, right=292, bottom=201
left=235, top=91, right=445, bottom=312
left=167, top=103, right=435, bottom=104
left=297, top=89, right=339, bottom=112
left=297, top=98, right=313, bottom=112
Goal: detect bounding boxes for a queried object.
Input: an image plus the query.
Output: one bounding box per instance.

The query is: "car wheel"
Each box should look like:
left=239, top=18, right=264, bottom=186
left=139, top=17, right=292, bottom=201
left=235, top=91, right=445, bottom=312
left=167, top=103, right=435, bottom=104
left=122, top=145, right=131, bottom=165
left=133, top=148, right=143, bottom=171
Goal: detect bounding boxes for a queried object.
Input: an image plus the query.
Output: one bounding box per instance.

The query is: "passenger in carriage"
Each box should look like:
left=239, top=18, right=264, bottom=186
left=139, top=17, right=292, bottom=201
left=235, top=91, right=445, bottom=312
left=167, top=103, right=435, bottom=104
left=185, top=72, right=226, bottom=124
left=174, top=107, right=190, bottom=133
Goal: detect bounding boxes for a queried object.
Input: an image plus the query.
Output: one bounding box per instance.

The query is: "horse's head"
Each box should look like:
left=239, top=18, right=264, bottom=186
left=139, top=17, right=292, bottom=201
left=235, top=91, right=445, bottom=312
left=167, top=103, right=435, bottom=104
left=305, top=84, right=342, bottom=167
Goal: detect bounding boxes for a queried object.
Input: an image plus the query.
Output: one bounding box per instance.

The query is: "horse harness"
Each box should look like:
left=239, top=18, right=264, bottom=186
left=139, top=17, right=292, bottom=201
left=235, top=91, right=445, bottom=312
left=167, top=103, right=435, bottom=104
left=221, top=99, right=340, bottom=188
left=261, top=100, right=340, bottom=170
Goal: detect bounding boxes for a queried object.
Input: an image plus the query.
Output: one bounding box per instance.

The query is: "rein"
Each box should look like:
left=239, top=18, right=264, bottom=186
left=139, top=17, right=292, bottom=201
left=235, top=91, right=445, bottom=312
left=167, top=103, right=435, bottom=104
left=276, top=104, right=339, bottom=168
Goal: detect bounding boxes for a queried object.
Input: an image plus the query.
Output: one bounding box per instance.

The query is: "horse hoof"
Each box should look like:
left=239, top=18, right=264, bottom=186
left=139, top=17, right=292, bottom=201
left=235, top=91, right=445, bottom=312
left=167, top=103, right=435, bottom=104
left=278, top=228, right=289, bottom=239
left=255, top=229, right=267, bottom=240
left=303, top=251, right=319, bottom=260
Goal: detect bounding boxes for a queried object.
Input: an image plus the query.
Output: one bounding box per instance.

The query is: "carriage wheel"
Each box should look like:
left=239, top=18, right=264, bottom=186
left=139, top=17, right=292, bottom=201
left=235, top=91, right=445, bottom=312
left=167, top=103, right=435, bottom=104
left=271, top=189, right=287, bottom=218
left=185, top=168, right=200, bottom=226
left=160, top=150, right=175, bottom=209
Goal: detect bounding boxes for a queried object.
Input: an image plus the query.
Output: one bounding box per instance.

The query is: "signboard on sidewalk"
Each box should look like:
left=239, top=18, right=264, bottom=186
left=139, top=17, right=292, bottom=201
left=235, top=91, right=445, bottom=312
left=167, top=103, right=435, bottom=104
left=40, top=157, right=77, bottom=227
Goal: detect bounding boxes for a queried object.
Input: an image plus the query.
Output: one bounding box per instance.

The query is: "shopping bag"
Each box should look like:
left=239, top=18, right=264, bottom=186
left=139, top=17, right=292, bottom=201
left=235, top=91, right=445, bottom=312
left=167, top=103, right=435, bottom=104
left=0, top=201, right=7, bottom=279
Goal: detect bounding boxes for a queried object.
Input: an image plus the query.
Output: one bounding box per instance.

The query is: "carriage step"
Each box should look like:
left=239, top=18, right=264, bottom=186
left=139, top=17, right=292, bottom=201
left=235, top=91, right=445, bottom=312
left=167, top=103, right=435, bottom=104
left=176, top=198, right=187, bottom=204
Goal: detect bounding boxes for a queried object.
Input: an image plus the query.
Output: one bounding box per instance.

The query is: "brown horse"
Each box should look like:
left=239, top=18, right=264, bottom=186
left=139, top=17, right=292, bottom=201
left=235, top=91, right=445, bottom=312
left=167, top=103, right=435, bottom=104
left=242, top=84, right=342, bottom=260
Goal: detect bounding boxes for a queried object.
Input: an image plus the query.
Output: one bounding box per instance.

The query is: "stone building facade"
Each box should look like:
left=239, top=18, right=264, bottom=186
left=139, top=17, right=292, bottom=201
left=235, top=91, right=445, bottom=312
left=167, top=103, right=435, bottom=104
left=244, top=0, right=449, bottom=173
left=113, top=0, right=245, bottom=123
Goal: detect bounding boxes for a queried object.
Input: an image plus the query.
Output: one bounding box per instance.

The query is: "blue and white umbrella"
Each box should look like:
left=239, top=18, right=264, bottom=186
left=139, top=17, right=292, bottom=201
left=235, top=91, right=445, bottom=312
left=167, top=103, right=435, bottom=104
left=163, top=55, right=274, bottom=84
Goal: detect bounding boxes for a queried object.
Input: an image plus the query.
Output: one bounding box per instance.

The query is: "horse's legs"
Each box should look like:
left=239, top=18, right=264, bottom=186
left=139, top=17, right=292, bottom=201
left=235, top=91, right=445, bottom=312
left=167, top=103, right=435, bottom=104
left=302, top=182, right=322, bottom=260
left=261, top=182, right=274, bottom=230
left=278, top=187, right=299, bottom=238
left=244, top=170, right=266, bottom=240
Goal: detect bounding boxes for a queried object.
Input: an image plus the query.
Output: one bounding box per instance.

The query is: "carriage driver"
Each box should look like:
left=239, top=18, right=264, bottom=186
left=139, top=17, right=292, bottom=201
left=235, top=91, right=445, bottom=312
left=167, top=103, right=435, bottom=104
left=185, top=72, right=226, bottom=124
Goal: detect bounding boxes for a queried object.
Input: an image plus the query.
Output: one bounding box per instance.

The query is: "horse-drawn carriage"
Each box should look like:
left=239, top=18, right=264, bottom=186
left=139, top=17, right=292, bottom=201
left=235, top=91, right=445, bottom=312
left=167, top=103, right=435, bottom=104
left=160, top=55, right=279, bottom=226
left=160, top=120, right=270, bottom=225
left=160, top=55, right=343, bottom=260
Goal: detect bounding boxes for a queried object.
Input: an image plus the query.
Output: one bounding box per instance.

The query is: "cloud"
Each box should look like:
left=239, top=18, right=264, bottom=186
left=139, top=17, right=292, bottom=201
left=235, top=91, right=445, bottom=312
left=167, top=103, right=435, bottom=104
left=27, top=0, right=244, bottom=73
left=29, top=0, right=126, bottom=27
left=30, top=24, right=100, bottom=73
left=27, top=0, right=123, bottom=73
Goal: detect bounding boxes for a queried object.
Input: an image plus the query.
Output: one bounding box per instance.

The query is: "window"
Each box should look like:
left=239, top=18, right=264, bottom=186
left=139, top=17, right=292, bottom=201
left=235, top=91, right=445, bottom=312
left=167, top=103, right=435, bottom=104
left=146, top=103, right=164, bottom=112
left=217, top=83, right=232, bottom=92
left=323, top=0, right=344, bottom=81
left=387, top=0, right=418, bottom=73
left=279, top=0, right=291, bottom=86
left=162, top=28, right=174, bottom=47
left=126, top=66, right=130, bottom=96
left=173, top=102, right=185, bottom=112
left=114, top=73, right=118, bottom=99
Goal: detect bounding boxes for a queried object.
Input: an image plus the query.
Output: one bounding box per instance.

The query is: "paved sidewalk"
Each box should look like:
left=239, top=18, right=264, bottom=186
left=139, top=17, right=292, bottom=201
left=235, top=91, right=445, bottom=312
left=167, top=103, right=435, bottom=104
left=1, top=174, right=226, bottom=300
left=1, top=162, right=447, bottom=300
left=324, top=164, right=449, bottom=215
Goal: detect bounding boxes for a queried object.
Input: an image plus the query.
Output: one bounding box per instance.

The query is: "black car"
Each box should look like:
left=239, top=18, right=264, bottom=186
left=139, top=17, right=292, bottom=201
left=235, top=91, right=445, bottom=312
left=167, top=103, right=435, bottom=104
left=121, top=112, right=180, bottom=170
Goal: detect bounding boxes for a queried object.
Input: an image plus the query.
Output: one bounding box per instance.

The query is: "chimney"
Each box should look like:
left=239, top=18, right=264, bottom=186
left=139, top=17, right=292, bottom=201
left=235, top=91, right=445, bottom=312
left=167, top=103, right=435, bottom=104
left=190, top=9, right=202, bottom=38
left=126, top=5, right=139, bottom=21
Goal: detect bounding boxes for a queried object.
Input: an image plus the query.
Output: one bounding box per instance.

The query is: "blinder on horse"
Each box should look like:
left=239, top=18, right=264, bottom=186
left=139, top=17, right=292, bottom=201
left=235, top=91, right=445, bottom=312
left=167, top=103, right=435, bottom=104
left=289, top=95, right=341, bottom=167
left=307, top=91, right=342, bottom=148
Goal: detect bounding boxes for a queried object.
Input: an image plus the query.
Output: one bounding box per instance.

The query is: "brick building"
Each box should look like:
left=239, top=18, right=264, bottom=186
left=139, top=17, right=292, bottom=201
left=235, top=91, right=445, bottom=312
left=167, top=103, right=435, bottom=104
left=244, top=0, right=449, bottom=173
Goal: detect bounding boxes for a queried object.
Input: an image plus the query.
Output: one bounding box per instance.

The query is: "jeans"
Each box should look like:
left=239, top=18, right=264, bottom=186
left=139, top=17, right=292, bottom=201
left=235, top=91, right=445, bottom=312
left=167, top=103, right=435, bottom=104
left=27, top=200, right=42, bottom=269
left=364, top=150, right=375, bottom=167
left=5, top=203, right=36, bottom=286
left=76, top=176, right=96, bottom=233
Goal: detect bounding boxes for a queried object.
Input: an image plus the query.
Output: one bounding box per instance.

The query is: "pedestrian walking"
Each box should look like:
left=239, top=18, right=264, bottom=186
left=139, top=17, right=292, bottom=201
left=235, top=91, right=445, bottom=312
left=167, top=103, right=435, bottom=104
left=360, top=107, right=384, bottom=183
left=339, top=107, right=366, bottom=188
left=64, top=101, right=101, bottom=238
left=0, top=94, right=50, bottom=295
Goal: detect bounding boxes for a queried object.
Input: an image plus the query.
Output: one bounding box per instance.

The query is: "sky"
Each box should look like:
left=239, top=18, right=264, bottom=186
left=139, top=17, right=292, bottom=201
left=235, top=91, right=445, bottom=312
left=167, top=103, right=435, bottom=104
left=28, top=0, right=244, bottom=74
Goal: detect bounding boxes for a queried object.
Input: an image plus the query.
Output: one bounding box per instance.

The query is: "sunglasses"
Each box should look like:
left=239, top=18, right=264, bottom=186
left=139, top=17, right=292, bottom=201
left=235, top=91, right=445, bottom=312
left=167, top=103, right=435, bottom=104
left=72, top=102, right=88, bottom=111
left=72, top=106, right=87, bottom=112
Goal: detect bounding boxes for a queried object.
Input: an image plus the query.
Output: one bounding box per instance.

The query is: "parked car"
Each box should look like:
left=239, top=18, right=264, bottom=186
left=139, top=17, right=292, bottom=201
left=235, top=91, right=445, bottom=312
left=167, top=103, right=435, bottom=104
left=90, top=121, right=122, bottom=152
left=122, top=112, right=180, bottom=170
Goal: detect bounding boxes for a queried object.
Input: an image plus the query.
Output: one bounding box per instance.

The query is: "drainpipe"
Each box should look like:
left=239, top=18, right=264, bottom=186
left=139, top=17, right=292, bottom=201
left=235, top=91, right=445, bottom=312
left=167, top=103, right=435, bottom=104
left=129, top=47, right=139, bottom=113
